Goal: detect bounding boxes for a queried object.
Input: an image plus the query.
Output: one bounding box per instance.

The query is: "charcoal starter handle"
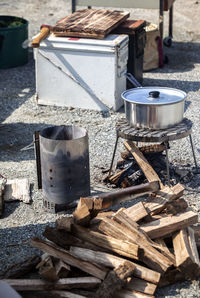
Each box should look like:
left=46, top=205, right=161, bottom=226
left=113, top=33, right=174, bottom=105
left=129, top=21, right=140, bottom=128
left=125, top=72, right=142, bottom=88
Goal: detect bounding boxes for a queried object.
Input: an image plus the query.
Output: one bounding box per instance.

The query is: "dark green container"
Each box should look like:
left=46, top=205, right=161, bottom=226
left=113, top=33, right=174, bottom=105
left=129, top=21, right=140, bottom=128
left=0, top=16, right=28, bottom=68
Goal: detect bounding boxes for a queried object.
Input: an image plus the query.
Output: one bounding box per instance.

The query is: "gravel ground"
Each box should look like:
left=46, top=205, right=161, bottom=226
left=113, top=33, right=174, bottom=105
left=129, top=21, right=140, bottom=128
left=0, top=0, right=200, bottom=297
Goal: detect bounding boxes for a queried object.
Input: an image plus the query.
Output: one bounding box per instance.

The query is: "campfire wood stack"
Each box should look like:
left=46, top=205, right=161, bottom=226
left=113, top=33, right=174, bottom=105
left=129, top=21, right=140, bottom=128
left=106, top=141, right=171, bottom=188
left=2, top=141, right=200, bottom=297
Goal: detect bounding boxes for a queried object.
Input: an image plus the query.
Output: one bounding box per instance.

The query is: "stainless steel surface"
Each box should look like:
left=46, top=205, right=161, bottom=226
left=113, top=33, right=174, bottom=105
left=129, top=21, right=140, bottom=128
left=122, top=73, right=186, bottom=129
left=124, top=100, right=185, bottom=129
left=39, top=125, right=90, bottom=212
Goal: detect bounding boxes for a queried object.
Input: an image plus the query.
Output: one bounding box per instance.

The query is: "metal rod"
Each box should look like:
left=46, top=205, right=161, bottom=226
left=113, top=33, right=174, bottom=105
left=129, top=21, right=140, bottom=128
left=72, top=0, right=76, bottom=12
left=159, top=0, right=164, bottom=42
left=108, top=135, right=119, bottom=177
left=34, top=131, right=42, bottom=190
left=169, top=4, right=173, bottom=38
left=164, top=141, right=170, bottom=186
left=189, top=134, right=198, bottom=170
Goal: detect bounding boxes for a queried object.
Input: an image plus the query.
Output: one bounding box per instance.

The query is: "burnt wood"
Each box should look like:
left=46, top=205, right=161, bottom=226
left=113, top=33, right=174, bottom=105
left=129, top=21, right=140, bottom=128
left=52, top=9, right=130, bottom=39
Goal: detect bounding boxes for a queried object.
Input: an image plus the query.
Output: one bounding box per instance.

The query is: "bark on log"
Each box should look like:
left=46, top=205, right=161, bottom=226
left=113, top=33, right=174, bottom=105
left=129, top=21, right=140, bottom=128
left=4, top=277, right=101, bottom=291
left=94, top=262, right=135, bottom=298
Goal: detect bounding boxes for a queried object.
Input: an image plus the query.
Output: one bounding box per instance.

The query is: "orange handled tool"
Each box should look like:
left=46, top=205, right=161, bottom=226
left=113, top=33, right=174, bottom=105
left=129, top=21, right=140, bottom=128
left=31, top=25, right=51, bottom=48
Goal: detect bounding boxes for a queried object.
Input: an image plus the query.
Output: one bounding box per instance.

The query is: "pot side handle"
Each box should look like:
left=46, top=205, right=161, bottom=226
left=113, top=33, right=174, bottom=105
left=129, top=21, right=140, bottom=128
left=125, top=73, right=142, bottom=88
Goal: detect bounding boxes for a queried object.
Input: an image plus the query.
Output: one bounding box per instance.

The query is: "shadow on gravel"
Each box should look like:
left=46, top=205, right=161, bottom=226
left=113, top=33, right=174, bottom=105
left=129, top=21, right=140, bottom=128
left=143, top=77, right=200, bottom=93
left=162, top=41, right=200, bottom=73
left=156, top=278, right=200, bottom=298
left=0, top=56, right=35, bottom=124
left=0, top=122, right=50, bottom=162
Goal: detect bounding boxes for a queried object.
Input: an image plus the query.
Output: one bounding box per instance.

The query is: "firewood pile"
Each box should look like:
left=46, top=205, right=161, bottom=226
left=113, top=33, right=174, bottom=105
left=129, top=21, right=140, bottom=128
left=105, top=141, right=192, bottom=188
left=2, top=141, right=200, bottom=297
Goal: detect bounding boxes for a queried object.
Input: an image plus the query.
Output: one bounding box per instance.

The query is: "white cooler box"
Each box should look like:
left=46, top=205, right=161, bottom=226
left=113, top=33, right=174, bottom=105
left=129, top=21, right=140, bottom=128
left=34, top=34, right=129, bottom=111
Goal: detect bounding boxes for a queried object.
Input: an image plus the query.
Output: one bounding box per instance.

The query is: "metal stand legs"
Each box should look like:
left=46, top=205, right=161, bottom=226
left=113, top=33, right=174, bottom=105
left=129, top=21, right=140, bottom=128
left=108, top=135, right=119, bottom=177
left=189, top=134, right=199, bottom=171
left=164, top=141, right=170, bottom=186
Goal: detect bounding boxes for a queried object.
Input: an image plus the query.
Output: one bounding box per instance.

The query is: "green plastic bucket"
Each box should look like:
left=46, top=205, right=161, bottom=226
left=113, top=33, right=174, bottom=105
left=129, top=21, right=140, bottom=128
left=0, top=16, right=28, bottom=68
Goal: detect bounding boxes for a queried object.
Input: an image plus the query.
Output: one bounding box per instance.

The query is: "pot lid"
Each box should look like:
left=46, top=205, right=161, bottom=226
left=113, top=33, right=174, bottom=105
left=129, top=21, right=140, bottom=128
left=122, top=87, right=186, bottom=105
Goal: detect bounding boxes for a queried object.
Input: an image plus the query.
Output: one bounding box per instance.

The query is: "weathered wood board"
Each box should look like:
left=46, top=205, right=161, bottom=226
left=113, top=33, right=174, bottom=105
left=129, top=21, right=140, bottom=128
left=52, top=9, right=130, bottom=39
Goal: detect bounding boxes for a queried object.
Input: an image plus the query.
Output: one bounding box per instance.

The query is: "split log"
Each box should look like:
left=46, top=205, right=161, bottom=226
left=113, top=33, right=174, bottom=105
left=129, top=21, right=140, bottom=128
left=94, top=261, right=135, bottom=298
left=69, top=247, right=161, bottom=284
left=0, top=255, right=41, bottom=279
left=0, top=182, right=4, bottom=217
left=55, top=260, right=71, bottom=278
left=193, top=225, right=200, bottom=250
left=73, top=181, right=160, bottom=226
left=37, top=254, right=58, bottom=281
left=140, top=210, right=198, bottom=239
left=126, top=277, right=157, bottom=295
left=30, top=238, right=108, bottom=280
left=56, top=217, right=74, bottom=232
left=43, top=226, right=107, bottom=252
left=172, top=228, right=200, bottom=279
left=4, top=277, right=101, bottom=291
left=109, top=210, right=173, bottom=273
left=3, top=178, right=31, bottom=203
left=154, top=239, right=175, bottom=265
left=71, top=224, right=139, bottom=260
left=144, top=183, right=184, bottom=216
left=123, top=141, right=163, bottom=187
left=123, top=202, right=148, bottom=222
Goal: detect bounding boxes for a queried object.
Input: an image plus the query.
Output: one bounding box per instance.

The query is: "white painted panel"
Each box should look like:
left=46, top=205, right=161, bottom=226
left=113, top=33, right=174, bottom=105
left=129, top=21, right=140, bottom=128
left=76, top=0, right=160, bottom=9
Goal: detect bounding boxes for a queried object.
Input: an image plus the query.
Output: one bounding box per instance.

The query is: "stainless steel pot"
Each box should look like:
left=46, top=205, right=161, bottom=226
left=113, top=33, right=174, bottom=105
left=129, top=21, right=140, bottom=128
left=122, top=73, right=187, bottom=129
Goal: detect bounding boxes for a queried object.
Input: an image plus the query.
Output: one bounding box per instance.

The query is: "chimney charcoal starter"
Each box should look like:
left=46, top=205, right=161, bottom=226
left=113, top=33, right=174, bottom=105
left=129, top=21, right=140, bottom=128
left=39, top=125, right=90, bottom=213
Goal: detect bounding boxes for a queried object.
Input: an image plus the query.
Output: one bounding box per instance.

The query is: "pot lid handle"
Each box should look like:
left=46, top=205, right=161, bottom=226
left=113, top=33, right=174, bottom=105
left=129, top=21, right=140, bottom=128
left=149, top=91, right=160, bottom=99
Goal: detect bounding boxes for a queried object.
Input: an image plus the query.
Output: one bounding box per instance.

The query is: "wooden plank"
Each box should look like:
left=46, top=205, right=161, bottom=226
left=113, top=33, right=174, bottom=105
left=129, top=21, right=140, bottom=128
left=172, top=229, right=200, bottom=279
left=71, top=224, right=139, bottom=260
left=70, top=246, right=161, bottom=284
left=116, top=289, right=155, bottom=298
left=30, top=238, right=108, bottom=280
left=75, top=0, right=160, bottom=9
left=94, top=262, right=135, bottom=298
left=4, top=277, right=101, bottom=291
left=41, top=291, right=87, bottom=298
left=126, top=277, right=157, bottom=295
left=140, top=211, right=198, bottom=239
left=110, top=211, right=173, bottom=273
left=124, top=202, right=148, bottom=222
left=124, top=141, right=163, bottom=188
left=52, top=9, right=130, bottom=39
